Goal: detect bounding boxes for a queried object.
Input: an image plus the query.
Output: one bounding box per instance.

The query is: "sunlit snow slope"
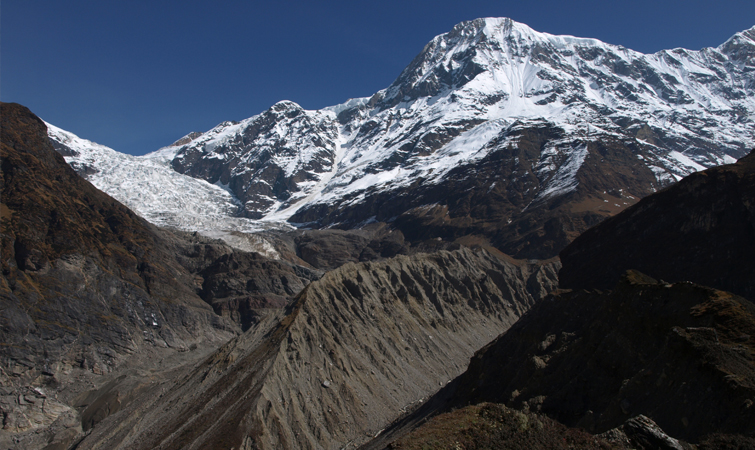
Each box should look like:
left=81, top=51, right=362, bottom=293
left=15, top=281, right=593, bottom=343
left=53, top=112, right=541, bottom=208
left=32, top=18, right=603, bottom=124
left=47, top=123, right=276, bottom=235
left=48, top=18, right=754, bottom=244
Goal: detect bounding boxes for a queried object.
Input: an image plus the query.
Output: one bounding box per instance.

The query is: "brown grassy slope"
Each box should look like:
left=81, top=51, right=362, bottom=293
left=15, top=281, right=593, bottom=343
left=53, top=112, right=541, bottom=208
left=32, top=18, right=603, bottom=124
left=389, top=403, right=620, bottom=450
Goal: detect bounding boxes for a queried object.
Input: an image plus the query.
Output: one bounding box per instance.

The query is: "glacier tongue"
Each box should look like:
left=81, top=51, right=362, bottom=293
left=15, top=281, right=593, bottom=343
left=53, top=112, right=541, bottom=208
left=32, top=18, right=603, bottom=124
left=46, top=123, right=289, bottom=240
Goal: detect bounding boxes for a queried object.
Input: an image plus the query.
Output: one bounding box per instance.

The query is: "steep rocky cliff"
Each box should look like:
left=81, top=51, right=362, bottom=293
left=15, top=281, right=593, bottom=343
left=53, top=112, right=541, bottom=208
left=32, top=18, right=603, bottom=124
left=72, top=248, right=559, bottom=450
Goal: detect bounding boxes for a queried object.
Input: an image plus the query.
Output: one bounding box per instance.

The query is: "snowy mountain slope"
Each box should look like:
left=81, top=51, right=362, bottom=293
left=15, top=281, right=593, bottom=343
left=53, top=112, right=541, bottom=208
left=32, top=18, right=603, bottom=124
left=162, top=18, right=751, bottom=220
left=170, top=101, right=343, bottom=219
left=47, top=18, right=754, bottom=258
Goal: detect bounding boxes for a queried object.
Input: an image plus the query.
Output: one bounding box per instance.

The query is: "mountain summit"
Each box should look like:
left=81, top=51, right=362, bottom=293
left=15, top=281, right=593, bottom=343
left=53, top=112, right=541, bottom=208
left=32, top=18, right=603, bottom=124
left=50, top=18, right=755, bottom=258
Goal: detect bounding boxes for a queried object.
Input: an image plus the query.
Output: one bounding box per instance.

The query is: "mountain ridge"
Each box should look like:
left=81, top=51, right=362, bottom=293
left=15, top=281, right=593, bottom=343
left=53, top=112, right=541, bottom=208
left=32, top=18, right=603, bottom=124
left=68, top=247, right=559, bottom=450
left=48, top=17, right=754, bottom=259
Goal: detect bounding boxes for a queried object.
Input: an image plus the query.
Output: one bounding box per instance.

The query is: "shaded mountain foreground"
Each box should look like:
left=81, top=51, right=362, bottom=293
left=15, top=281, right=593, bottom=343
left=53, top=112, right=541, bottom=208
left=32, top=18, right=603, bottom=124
left=560, top=150, right=755, bottom=301
left=378, top=153, right=755, bottom=448
left=0, top=103, right=320, bottom=449
left=450, top=273, right=755, bottom=447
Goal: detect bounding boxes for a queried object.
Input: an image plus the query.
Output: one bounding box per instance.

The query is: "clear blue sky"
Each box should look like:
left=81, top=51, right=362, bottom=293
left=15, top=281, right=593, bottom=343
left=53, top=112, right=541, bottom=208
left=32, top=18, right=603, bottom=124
left=3, top=0, right=754, bottom=155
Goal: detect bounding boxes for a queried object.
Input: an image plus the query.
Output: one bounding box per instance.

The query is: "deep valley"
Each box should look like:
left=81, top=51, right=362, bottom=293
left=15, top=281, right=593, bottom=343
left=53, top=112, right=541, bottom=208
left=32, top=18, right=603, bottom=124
left=1, top=17, right=754, bottom=450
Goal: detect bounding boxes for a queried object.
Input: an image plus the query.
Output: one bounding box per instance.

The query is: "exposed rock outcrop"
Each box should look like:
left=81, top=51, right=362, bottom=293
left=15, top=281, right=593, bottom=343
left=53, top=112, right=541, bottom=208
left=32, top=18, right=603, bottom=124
left=599, top=415, right=685, bottom=450
left=170, top=101, right=340, bottom=219
left=291, top=223, right=410, bottom=270
left=165, top=230, right=322, bottom=330
left=72, top=248, right=559, bottom=449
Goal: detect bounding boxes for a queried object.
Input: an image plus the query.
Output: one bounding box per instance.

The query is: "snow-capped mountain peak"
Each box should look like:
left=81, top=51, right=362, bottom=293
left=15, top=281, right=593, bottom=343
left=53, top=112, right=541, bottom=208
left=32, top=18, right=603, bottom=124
left=47, top=18, right=755, bottom=258
left=718, top=24, right=755, bottom=63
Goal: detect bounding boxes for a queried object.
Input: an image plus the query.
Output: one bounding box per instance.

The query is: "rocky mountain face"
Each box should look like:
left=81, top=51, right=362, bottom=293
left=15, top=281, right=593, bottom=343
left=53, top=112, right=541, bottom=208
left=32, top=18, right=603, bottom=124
left=0, top=103, right=321, bottom=449
left=559, top=150, right=755, bottom=300
left=1, top=103, right=235, bottom=374
left=170, top=102, right=341, bottom=218
left=165, top=230, right=323, bottom=331
left=290, top=223, right=410, bottom=270
left=49, top=18, right=754, bottom=259
left=69, top=248, right=559, bottom=450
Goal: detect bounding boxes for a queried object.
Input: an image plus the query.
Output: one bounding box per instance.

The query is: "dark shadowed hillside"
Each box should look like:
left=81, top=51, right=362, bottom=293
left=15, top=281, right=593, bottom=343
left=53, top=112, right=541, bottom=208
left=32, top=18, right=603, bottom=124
left=455, top=271, right=755, bottom=441
left=1, top=102, right=237, bottom=376
left=559, top=150, right=755, bottom=300
left=368, top=147, right=755, bottom=449
left=373, top=272, right=755, bottom=449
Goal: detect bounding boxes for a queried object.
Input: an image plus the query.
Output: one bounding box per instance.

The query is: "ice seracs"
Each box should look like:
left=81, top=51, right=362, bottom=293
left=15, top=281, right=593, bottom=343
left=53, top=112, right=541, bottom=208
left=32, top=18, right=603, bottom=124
left=47, top=123, right=286, bottom=248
